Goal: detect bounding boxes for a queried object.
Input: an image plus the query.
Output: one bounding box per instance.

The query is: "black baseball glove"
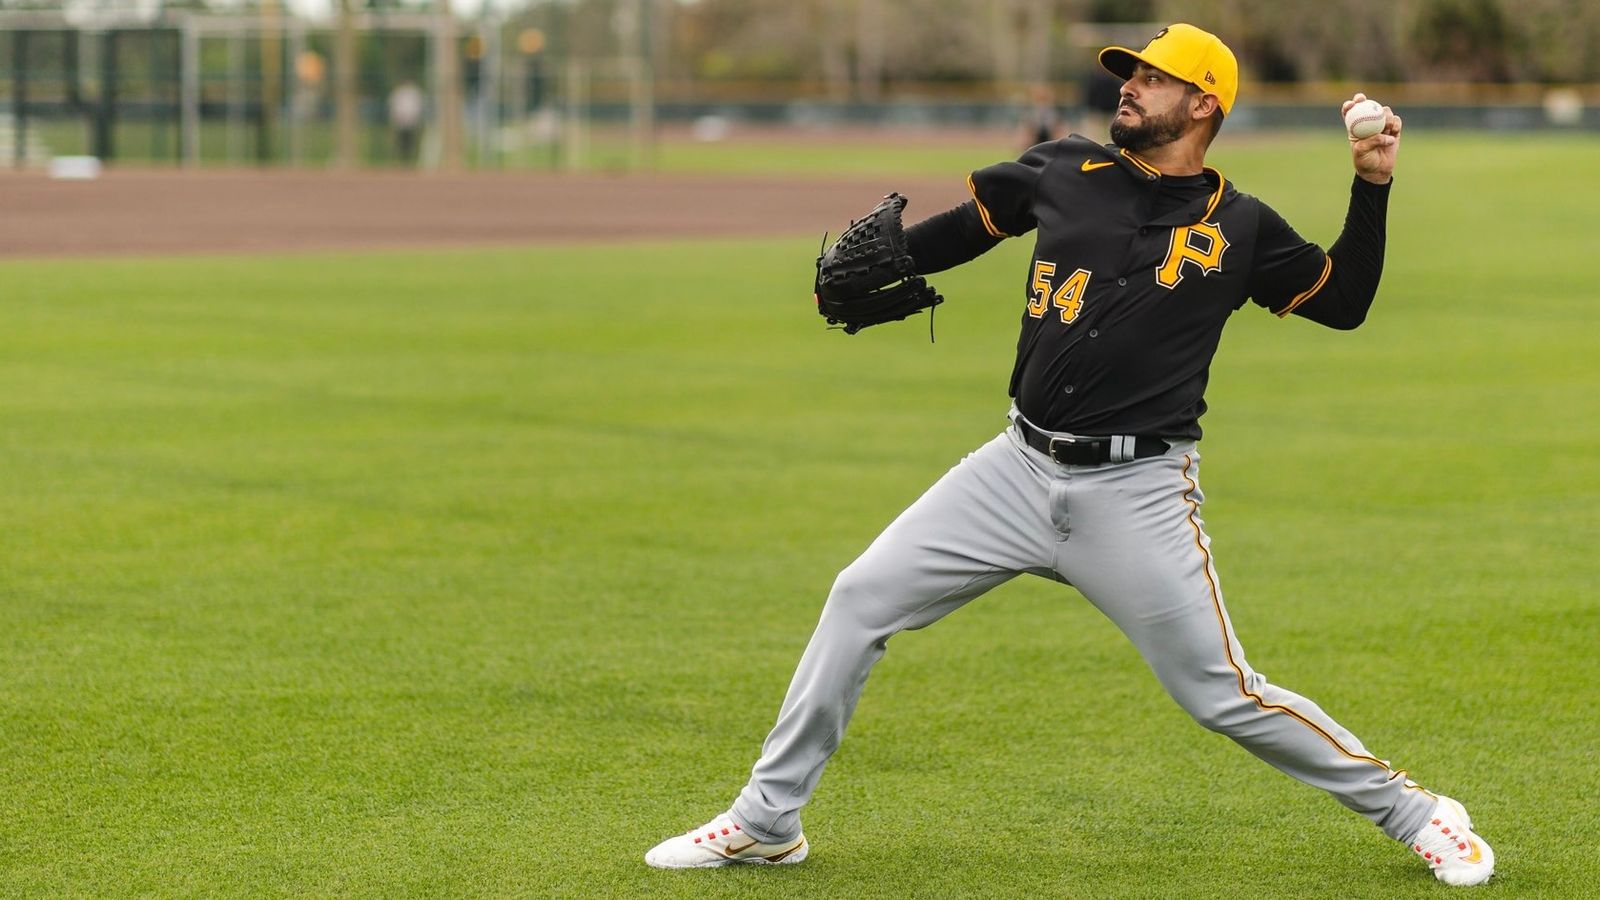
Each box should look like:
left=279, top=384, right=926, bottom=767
left=814, top=193, right=943, bottom=335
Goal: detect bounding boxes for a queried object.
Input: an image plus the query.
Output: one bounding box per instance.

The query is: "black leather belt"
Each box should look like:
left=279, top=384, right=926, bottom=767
left=1014, top=417, right=1170, bottom=466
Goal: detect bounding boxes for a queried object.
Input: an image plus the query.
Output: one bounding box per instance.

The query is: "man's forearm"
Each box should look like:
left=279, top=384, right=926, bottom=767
left=906, top=201, right=1005, bottom=275
left=1295, top=176, right=1391, bottom=329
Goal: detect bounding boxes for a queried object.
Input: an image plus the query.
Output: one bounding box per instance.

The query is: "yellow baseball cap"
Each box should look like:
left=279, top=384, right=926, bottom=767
left=1098, top=23, right=1238, bottom=116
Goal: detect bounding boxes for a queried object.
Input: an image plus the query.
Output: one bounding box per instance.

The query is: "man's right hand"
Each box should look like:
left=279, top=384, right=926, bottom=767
left=1343, top=93, right=1402, bottom=185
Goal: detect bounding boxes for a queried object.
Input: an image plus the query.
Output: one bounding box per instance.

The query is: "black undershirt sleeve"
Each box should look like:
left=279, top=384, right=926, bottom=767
left=1292, top=177, right=1391, bottom=329
left=905, top=201, right=1006, bottom=275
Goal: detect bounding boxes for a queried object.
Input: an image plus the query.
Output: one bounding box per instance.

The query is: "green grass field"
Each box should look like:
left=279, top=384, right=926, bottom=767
left=3, top=133, right=1598, bottom=897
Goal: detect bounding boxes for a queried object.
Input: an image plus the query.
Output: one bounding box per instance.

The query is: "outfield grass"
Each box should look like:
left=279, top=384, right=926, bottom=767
left=2, top=133, right=1598, bottom=897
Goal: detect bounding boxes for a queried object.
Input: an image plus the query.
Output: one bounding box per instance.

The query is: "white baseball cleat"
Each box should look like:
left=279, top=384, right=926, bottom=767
left=644, top=813, right=807, bottom=869
left=1411, top=795, right=1494, bottom=886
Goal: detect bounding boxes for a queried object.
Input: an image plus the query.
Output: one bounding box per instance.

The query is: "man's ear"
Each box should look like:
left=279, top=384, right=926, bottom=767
left=1190, top=92, right=1221, bottom=121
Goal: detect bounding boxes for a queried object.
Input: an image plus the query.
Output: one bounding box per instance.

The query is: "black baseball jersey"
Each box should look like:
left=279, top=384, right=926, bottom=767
left=967, top=135, right=1343, bottom=440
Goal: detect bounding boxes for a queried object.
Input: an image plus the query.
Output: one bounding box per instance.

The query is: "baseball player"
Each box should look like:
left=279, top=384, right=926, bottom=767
left=646, top=24, right=1495, bottom=887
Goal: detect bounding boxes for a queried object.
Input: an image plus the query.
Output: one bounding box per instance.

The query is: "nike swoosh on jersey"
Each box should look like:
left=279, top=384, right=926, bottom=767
left=1080, top=160, right=1116, bottom=172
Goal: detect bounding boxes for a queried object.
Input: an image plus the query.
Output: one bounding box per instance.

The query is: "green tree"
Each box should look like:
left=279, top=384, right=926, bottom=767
left=1410, top=0, right=1522, bottom=81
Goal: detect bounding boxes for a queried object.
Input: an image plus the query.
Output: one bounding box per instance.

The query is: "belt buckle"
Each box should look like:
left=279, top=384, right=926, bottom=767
left=1047, top=435, right=1080, bottom=464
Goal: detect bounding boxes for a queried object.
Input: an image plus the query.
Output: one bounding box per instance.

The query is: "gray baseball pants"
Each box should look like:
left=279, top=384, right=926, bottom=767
left=730, top=414, right=1436, bottom=845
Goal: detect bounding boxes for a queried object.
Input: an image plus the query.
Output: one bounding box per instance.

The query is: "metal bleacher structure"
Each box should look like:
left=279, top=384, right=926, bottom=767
left=0, top=0, right=502, bottom=169
left=0, top=111, right=53, bottom=165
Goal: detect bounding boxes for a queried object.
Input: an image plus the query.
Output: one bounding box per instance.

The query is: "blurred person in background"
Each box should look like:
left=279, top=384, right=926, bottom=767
left=388, top=80, right=424, bottom=167
left=1079, top=64, right=1125, bottom=141
left=1019, top=83, right=1067, bottom=149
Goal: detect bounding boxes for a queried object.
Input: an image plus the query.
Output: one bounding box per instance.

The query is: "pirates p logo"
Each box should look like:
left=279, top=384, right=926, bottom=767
left=1157, top=221, right=1230, bottom=289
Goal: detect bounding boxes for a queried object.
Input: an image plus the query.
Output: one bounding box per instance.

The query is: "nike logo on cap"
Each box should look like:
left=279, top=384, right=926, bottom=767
left=1081, top=160, right=1116, bottom=172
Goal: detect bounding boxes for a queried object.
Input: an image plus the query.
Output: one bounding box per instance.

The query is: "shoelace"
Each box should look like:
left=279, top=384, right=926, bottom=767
left=1412, top=814, right=1472, bottom=868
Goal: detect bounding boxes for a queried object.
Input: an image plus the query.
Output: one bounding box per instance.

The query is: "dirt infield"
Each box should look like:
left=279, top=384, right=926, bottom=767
left=0, top=168, right=975, bottom=259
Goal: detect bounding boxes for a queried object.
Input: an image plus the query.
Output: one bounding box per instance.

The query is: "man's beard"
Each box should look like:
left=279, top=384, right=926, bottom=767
left=1110, top=101, right=1190, bottom=152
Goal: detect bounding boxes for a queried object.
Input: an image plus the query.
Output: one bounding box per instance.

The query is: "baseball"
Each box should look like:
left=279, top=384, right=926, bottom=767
left=1344, top=98, right=1387, bottom=139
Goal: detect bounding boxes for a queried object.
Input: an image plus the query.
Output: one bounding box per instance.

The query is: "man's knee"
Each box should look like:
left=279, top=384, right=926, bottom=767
left=819, top=560, right=909, bottom=636
left=1187, top=703, right=1237, bottom=734
left=1165, top=675, right=1256, bottom=734
left=826, top=560, right=893, bottom=608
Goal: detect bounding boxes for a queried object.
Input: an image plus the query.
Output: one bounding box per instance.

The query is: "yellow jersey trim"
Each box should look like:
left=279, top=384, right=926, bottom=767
left=1200, top=166, right=1226, bottom=222
left=1276, top=256, right=1334, bottom=318
left=1121, top=148, right=1162, bottom=177
left=966, top=173, right=1008, bottom=238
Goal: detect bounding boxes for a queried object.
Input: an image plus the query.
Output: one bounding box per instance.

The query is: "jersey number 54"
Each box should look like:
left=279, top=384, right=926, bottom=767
left=1028, top=261, right=1092, bottom=324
